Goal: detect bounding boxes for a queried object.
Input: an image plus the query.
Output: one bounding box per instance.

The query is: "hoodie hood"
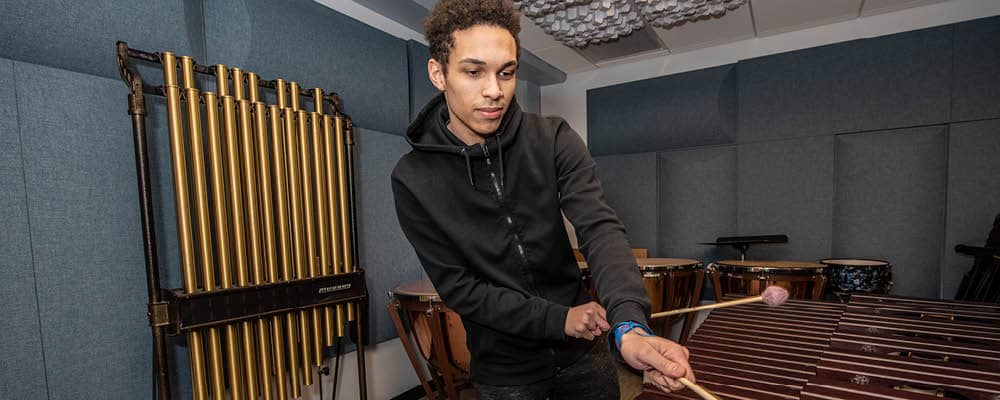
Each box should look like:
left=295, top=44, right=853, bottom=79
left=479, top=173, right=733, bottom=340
left=406, top=92, right=522, bottom=158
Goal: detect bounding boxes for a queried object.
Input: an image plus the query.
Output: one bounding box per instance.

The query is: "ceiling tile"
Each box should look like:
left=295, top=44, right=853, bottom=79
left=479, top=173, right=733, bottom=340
left=751, top=0, right=862, bottom=36
left=861, top=0, right=948, bottom=17
left=653, top=3, right=756, bottom=53
left=532, top=45, right=596, bottom=73
left=519, top=15, right=565, bottom=52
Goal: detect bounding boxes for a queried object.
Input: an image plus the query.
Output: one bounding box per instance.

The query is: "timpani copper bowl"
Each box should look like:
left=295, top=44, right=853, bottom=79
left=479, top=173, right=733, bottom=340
left=387, top=279, right=469, bottom=400
left=708, top=260, right=827, bottom=301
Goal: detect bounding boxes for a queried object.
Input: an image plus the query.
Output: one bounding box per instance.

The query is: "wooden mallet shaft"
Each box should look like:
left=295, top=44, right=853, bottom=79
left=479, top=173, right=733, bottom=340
left=651, top=295, right=763, bottom=319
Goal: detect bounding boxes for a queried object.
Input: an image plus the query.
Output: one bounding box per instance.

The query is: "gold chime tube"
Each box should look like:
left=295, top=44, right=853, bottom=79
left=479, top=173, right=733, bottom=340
left=248, top=73, right=260, bottom=104
left=273, top=105, right=302, bottom=398
left=239, top=99, right=267, bottom=400
left=180, top=55, right=227, bottom=400
left=254, top=101, right=286, bottom=400
left=334, top=114, right=355, bottom=322
left=300, top=112, right=325, bottom=365
left=232, top=68, right=245, bottom=101
left=289, top=81, right=300, bottom=111
left=322, top=115, right=346, bottom=338
left=312, top=109, right=335, bottom=347
left=256, top=103, right=285, bottom=400
left=215, top=64, right=229, bottom=97
left=219, top=93, right=246, bottom=400
left=276, top=79, right=287, bottom=110
left=285, top=107, right=315, bottom=385
left=161, top=51, right=209, bottom=400
left=201, top=91, right=232, bottom=400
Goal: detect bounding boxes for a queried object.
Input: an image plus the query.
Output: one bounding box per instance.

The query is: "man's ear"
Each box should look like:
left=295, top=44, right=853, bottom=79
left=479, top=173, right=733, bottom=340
left=428, top=58, right=447, bottom=92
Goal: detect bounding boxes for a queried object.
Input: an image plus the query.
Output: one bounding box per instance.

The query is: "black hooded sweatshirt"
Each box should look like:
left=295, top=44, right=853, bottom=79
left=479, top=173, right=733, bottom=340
left=391, top=93, right=650, bottom=385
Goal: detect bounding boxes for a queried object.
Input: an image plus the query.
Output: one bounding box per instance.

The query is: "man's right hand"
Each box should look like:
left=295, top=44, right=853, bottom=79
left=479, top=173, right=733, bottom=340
left=564, top=301, right=610, bottom=340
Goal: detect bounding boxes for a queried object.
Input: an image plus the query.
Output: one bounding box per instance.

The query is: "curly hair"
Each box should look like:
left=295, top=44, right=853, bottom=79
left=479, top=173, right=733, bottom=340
left=424, top=0, right=521, bottom=67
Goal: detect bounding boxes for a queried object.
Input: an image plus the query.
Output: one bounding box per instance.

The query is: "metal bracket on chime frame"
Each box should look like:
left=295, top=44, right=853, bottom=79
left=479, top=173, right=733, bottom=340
left=117, top=41, right=369, bottom=400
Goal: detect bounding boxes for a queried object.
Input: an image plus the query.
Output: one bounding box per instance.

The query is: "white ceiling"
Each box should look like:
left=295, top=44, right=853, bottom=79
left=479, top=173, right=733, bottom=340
left=522, top=0, right=948, bottom=74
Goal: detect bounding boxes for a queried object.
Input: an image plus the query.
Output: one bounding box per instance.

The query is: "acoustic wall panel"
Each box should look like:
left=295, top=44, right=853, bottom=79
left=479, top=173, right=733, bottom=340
left=833, top=126, right=948, bottom=298
left=593, top=152, right=658, bottom=254
left=657, top=146, right=737, bottom=262
left=738, top=41, right=859, bottom=142
left=0, top=0, right=203, bottom=80
left=851, top=25, right=952, bottom=132
left=942, top=119, right=1000, bottom=299
left=0, top=59, right=49, bottom=399
left=407, top=40, right=438, bottom=123
left=952, top=16, right=1000, bottom=122
left=205, top=0, right=409, bottom=135
left=356, top=129, right=425, bottom=343
left=737, top=136, right=834, bottom=261
left=739, top=25, right=951, bottom=141
left=588, top=64, right=738, bottom=156
left=15, top=62, right=151, bottom=399
left=517, top=79, right=542, bottom=115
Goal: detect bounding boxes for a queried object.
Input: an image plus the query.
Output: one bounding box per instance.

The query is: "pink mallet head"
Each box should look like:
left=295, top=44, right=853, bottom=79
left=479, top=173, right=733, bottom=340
left=761, top=286, right=789, bottom=306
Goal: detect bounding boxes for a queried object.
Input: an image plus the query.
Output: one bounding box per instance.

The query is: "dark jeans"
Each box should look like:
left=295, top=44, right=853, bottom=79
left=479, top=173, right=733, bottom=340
left=473, top=341, right=620, bottom=400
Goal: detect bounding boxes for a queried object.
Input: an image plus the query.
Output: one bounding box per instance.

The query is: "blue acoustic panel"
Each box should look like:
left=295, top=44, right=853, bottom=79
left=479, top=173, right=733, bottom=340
left=833, top=126, right=948, bottom=298
left=593, top=152, right=658, bottom=254
left=942, top=119, right=1000, bottom=299
left=740, top=26, right=951, bottom=141
left=15, top=62, right=152, bottom=399
left=206, top=0, right=409, bottom=135
left=408, top=40, right=438, bottom=124
left=952, top=16, right=1000, bottom=122
left=657, top=146, right=737, bottom=262
left=356, top=128, right=425, bottom=343
left=516, top=79, right=542, bottom=115
left=0, top=0, right=203, bottom=80
left=737, top=136, right=834, bottom=261
left=588, top=64, right=737, bottom=156
left=0, top=59, right=49, bottom=398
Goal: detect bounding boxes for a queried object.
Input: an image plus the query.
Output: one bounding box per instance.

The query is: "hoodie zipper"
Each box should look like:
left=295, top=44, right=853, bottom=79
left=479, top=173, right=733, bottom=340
left=480, top=143, right=534, bottom=287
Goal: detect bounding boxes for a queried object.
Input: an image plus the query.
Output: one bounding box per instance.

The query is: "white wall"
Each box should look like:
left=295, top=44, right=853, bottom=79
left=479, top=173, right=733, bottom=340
left=541, top=0, right=1000, bottom=143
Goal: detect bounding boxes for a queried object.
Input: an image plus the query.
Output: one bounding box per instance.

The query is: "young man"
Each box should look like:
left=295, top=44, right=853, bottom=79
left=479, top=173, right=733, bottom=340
left=391, top=1, right=695, bottom=398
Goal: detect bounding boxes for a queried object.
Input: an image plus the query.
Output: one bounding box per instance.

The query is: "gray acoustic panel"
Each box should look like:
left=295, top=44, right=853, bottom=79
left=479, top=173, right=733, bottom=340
left=833, top=126, right=948, bottom=298
left=942, top=119, right=1000, bottom=299
left=740, top=26, right=951, bottom=141
left=738, top=41, right=859, bottom=142
left=657, top=146, right=737, bottom=262
left=205, top=0, right=409, bottom=135
left=738, top=136, right=834, bottom=261
left=15, top=62, right=151, bottom=399
left=408, top=40, right=439, bottom=123
left=851, top=25, right=952, bottom=132
left=0, top=0, right=203, bottom=80
left=356, top=128, right=425, bottom=343
left=0, top=59, right=49, bottom=398
left=588, top=64, right=738, bottom=156
left=952, top=16, right=1000, bottom=122
left=593, top=152, right=658, bottom=254
left=517, top=79, right=542, bottom=115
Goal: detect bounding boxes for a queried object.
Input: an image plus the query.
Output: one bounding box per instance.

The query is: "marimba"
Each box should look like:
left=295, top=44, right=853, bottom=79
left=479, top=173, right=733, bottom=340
left=639, top=294, right=1000, bottom=400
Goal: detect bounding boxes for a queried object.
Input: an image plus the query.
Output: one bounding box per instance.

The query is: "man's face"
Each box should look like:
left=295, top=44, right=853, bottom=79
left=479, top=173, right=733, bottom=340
left=429, top=24, right=518, bottom=144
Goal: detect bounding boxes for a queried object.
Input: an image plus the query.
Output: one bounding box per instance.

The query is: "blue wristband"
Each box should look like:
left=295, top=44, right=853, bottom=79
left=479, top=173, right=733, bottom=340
left=613, top=320, right=652, bottom=350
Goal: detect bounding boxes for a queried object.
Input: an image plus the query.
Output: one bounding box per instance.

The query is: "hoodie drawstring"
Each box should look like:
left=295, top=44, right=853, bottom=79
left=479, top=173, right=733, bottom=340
left=461, top=147, right=477, bottom=190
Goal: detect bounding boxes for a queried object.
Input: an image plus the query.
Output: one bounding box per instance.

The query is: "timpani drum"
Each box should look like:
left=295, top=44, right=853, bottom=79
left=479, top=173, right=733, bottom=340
left=820, top=258, right=892, bottom=294
left=638, top=258, right=703, bottom=341
left=709, top=260, right=827, bottom=301
left=387, top=280, right=469, bottom=400
left=578, top=258, right=704, bottom=342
